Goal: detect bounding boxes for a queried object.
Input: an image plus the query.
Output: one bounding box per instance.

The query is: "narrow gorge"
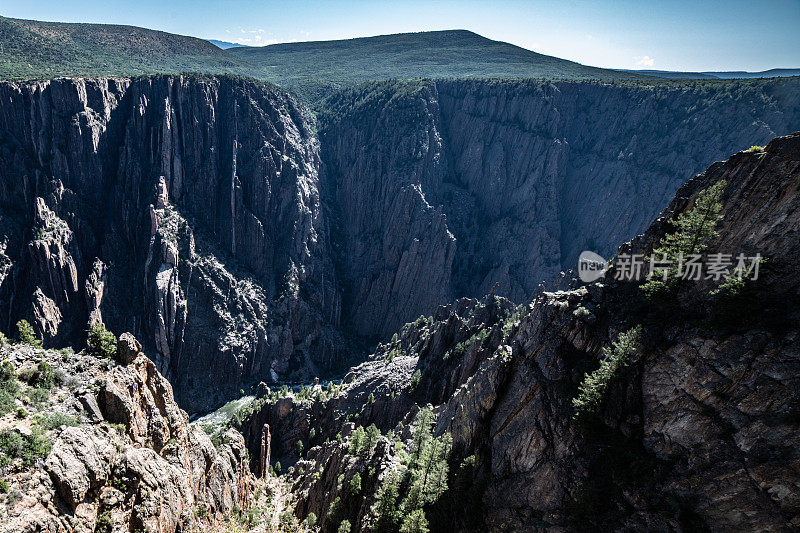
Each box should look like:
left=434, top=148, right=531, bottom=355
left=0, top=74, right=798, bottom=413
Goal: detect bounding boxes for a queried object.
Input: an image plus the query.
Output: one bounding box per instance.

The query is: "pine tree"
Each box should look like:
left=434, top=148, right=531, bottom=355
left=371, top=472, right=400, bottom=531
left=349, top=426, right=366, bottom=455
left=349, top=472, right=362, bottom=495
left=400, top=508, right=429, bottom=533
left=87, top=322, right=117, bottom=358
left=573, top=325, right=643, bottom=420
left=641, top=180, right=726, bottom=298
left=399, top=484, right=424, bottom=517
left=408, top=408, right=433, bottom=463
left=16, top=320, right=41, bottom=348
left=364, top=424, right=381, bottom=451
left=421, top=434, right=452, bottom=503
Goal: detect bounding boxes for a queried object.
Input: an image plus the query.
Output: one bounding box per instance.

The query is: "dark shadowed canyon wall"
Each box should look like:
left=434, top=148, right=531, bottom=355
left=0, top=75, right=798, bottom=410
left=320, top=78, right=800, bottom=337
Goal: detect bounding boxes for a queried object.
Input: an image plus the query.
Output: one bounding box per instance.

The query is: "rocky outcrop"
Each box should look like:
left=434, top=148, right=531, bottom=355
left=0, top=339, right=255, bottom=532
left=238, top=295, right=517, bottom=472
left=254, top=133, right=800, bottom=531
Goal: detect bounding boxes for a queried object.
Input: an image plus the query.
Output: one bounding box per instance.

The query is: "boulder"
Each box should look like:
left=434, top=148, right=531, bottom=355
left=116, top=332, right=141, bottom=365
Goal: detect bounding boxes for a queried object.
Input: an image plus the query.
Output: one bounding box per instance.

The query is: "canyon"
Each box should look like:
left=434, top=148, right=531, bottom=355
left=1, top=130, right=796, bottom=531
left=238, top=131, right=800, bottom=531
left=0, top=75, right=798, bottom=414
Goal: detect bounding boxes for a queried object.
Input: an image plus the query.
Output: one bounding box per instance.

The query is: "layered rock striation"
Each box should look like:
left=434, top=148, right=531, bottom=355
left=320, top=78, right=800, bottom=337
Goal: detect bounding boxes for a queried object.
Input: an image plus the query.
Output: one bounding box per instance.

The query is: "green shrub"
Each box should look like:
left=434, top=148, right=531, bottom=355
left=400, top=508, right=429, bottom=533
left=96, top=511, right=113, bottom=533
left=0, top=361, right=19, bottom=416
left=88, top=322, right=117, bottom=359
left=16, top=320, right=41, bottom=348
left=33, top=361, right=56, bottom=388
left=22, top=427, right=52, bottom=465
left=573, top=326, right=643, bottom=420
left=337, top=519, right=352, bottom=533
left=0, top=480, right=8, bottom=493
left=0, top=430, right=24, bottom=464
left=745, top=145, right=764, bottom=152
left=573, top=306, right=591, bottom=318
left=0, top=361, right=13, bottom=382
left=0, top=427, right=52, bottom=466
left=0, top=332, right=8, bottom=345
left=348, top=472, right=362, bottom=495
left=303, top=512, right=317, bottom=528
left=28, top=386, right=50, bottom=406
left=0, top=390, right=17, bottom=416
left=408, top=370, right=422, bottom=393
left=57, top=347, right=74, bottom=360
left=38, top=412, right=81, bottom=429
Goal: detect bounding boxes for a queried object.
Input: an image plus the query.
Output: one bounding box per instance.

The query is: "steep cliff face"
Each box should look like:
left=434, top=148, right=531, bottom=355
left=246, top=133, right=800, bottom=531
left=1, top=75, right=798, bottom=413
left=320, top=78, right=800, bottom=338
left=0, top=76, right=345, bottom=412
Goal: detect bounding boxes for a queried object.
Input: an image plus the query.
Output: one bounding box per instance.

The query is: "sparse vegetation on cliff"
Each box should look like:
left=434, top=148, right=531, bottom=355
left=640, top=180, right=726, bottom=300
left=87, top=322, right=117, bottom=359
left=573, top=326, right=643, bottom=420
left=15, top=320, right=41, bottom=348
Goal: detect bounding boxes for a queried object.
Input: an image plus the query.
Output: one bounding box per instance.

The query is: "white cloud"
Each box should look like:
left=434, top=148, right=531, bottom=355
left=635, top=55, right=655, bottom=67
left=224, top=28, right=277, bottom=46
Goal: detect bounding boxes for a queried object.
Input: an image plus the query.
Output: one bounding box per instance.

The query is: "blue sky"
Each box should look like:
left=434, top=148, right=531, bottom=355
left=2, top=0, right=798, bottom=71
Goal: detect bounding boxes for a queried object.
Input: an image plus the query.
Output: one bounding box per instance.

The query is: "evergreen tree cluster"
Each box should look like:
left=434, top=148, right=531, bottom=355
left=368, top=408, right=452, bottom=533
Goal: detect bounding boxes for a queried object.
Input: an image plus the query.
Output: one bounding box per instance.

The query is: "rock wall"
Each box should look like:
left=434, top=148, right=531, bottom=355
left=0, top=75, right=798, bottom=412
left=250, top=133, right=800, bottom=531
left=0, top=76, right=345, bottom=412
left=321, top=78, right=800, bottom=337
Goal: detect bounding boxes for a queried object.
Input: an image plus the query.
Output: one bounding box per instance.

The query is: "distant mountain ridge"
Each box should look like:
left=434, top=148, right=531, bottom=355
left=623, top=68, right=800, bottom=79
left=227, top=29, right=649, bottom=99
left=0, top=15, right=253, bottom=80
left=207, top=39, right=246, bottom=49
left=0, top=15, right=797, bottom=102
